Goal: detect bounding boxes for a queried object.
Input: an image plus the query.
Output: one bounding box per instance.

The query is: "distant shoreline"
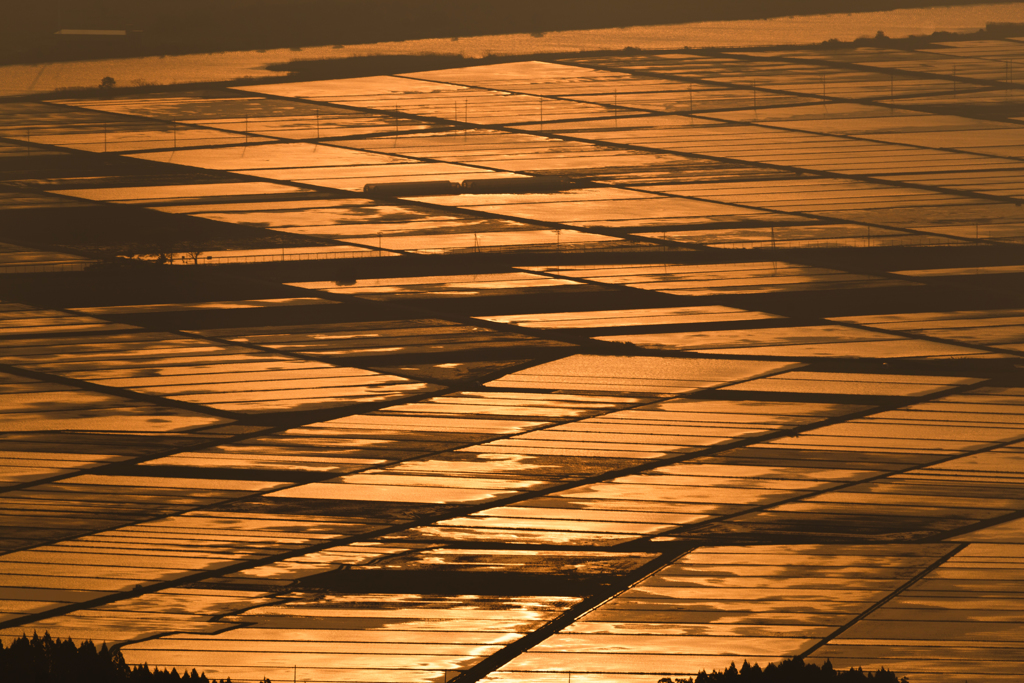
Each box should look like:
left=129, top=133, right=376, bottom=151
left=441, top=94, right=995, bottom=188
left=5, top=16, right=1020, bottom=102
left=1, top=0, right=1021, bottom=67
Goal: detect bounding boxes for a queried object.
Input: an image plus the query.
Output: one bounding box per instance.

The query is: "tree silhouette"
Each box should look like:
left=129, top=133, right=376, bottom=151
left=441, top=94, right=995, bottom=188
left=658, top=657, right=907, bottom=683
left=0, top=633, right=244, bottom=683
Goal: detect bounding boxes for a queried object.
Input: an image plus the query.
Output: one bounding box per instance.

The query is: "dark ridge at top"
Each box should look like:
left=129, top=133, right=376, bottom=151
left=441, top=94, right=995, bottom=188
left=1, top=0, right=1016, bottom=65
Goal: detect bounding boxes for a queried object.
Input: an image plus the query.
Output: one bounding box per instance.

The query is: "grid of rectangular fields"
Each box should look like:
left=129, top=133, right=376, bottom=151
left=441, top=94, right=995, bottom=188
left=715, top=102, right=1024, bottom=161
left=544, top=114, right=1022, bottom=178
left=71, top=298, right=348, bottom=318
left=734, top=43, right=1017, bottom=83
left=893, top=264, right=1024, bottom=279
left=648, top=176, right=974, bottom=214
left=709, top=467, right=1024, bottom=542
left=830, top=309, right=1024, bottom=353
left=0, top=369, right=219, bottom=452
left=420, top=185, right=771, bottom=231
left=483, top=355, right=798, bottom=396
left=211, top=406, right=556, bottom=470
left=0, top=368, right=229, bottom=434
left=239, top=75, right=615, bottom=127
left=0, top=242, right=95, bottom=272
left=393, top=399, right=867, bottom=546
left=812, top=201, right=1024, bottom=244
left=810, top=541, right=1024, bottom=682
left=0, top=498, right=323, bottom=592
left=520, top=262, right=897, bottom=297
left=764, top=388, right=1024, bottom=459
left=51, top=181, right=312, bottom=207
left=0, top=324, right=437, bottom=414
left=574, top=52, right=956, bottom=101
left=200, top=542, right=421, bottom=589
left=718, top=369, right=985, bottom=398
left=192, top=318, right=574, bottom=361
left=598, top=325, right=990, bottom=360
left=121, top=592, right=582, bottom=683
left=345, top=129, right=669, bottom=175
left=559, top=56, right=827, bottom=111
left=0, top=466, right=294, bottom=557
left=915, top=39, right=1024, bottom=77
left=0, top=188, right=83, bottom=212
left=265, top=392, right=658, bottom=508
left=340, top=227, right=622, bottom=255
left=0, top=430, right=220, bottom=533
left=130, top=141, right=518, bottom=193
left=342, top=128, right=752, bottom=196
left=184, top=379, right=645, bottom=476
left=162, top=195, right=596, bottom=256
left=55, top=93, right=449, bottom=141
left=0, top=587, right=277, bottom=644
left=0, top=302, right=137, bottom=337
left=4, top=31, right=1024, bottom=683
left=0, top=102, right=247, bottom=153
left=632, top=222, right=916, bottom=249
left=0, top=435, right=134, bottom=488
left=411, top=60, right=789, bottom=115
left=143, top=390, right=636, bottom=479
left=163, top=196, right=532, bottom=235
left=875, top=170, right=1024, bottom=202
left=292, top=271, right=599, bottom=301
left=485, top=544, right=956, bottom=683
left=477, top=305, right=779, bottom=331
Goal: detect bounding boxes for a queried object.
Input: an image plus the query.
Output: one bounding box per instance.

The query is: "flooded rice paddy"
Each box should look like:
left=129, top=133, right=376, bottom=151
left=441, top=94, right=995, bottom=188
left=2, top=27, right=1024, bottom=683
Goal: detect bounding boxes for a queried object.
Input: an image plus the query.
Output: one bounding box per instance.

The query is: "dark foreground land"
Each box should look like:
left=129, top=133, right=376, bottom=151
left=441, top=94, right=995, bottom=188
left=1, top=0, right=1019, bottom=65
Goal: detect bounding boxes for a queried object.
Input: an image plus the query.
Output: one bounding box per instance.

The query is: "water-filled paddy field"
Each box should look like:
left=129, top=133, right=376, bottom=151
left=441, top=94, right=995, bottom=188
left=2, top=27, right=1024, bottom=683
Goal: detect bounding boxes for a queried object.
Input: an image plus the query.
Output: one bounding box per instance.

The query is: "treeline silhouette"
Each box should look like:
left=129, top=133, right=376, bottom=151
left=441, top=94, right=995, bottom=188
left=658, top=657, right=908, bottom=683
left=0, top=633, right=251, bottom=683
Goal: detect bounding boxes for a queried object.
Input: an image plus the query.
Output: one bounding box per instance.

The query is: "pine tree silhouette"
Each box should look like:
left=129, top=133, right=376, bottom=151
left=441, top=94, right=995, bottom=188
left=657, top=657, right=908, bottom=683
left=0, top=634, right=257, bottom=683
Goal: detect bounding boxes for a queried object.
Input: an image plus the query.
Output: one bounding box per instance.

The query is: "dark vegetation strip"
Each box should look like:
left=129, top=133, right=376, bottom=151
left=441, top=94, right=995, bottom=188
left=0, top=633, right=252, bottom=683
left=2, top=1, right=1013, bottom=66
left=658, top=657, right=908, bottom=683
